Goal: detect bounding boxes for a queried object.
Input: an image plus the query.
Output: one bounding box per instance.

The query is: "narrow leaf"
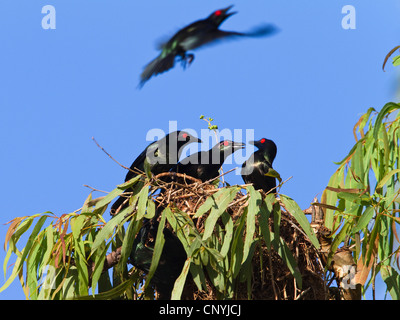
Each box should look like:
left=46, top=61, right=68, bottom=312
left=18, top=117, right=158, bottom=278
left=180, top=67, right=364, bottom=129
left=280, top=195, right=320, bottom=249
left=202, top=187, right=238, bottom=241
left=171, top=258, right=191, bottom=300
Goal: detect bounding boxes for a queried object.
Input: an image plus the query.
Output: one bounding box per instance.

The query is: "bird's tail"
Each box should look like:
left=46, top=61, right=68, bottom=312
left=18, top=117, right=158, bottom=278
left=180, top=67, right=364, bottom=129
left=242, top=24, right=280, bottom=38
left=138, top=53, right=176, bottom=88
left=218, top=24, right=279, bottom=39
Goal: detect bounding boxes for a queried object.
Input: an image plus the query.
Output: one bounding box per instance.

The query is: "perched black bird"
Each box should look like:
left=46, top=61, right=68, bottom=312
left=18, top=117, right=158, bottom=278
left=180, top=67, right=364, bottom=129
left=139, top=5, right=278, bottom=87
left=129, top=219, right=187, bottom=300
left=111, top=131, right=201, bottom=215
left=241, top=138, right=277, bottom=193
left=172, top=140, right=245, bottom=182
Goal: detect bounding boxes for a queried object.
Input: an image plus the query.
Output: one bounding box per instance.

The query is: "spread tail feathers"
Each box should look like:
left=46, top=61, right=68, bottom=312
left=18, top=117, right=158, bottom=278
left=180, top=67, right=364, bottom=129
left=138, top=53, right=176, bottom=88
left=216, top=24, right=279, bottom=40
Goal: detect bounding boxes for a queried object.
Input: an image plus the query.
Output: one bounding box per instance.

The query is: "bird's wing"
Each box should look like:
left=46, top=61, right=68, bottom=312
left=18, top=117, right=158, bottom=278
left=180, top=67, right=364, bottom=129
left=139, top=53, right=176, bottom=87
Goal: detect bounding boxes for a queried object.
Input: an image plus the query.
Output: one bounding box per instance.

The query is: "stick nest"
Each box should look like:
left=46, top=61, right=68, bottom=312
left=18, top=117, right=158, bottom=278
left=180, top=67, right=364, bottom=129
left=148, top=172, right=330, bottom=300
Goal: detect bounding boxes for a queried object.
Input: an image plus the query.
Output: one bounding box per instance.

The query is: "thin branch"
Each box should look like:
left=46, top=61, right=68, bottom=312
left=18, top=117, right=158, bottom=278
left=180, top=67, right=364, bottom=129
left=83, top=185, right=109, bottom=194
left=198, top=167, right=238, bottom=188
left=92, top=136, right=145, bottom=177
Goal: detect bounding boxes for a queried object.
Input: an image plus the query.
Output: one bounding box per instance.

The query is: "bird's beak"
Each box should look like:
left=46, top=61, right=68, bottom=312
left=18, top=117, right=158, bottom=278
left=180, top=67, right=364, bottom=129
left=232, top=141, right=246, bottom=150
left=249, top=140, right=261, bottom=148
left=221, top=5, right=237, bottom=19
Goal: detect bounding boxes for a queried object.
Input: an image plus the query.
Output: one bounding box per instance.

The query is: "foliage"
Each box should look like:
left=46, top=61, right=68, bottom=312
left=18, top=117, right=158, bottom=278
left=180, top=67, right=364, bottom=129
left=321, top=102, right=400, bottom=299
left=3, top=96, right=400, bottom=299
left=1, top=164, right=323, bottom=300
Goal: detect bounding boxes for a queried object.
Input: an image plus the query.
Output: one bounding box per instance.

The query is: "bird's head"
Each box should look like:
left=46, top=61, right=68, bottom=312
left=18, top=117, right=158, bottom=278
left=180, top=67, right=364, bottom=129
left=217, top=140, right=245, bottom=152
left=209, top=140, right=245, bottom=164
left=250, top=138, right=277, bottom=163
left=176, top=130, right=202, bottom=145
left=153, top=131, right=201, bottom=164
left=207, top=5, right=237, bottom=26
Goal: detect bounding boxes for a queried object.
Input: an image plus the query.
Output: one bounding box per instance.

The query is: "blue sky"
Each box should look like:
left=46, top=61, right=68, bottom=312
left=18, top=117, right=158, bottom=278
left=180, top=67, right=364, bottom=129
left=1, top=1, right=399, bottom=300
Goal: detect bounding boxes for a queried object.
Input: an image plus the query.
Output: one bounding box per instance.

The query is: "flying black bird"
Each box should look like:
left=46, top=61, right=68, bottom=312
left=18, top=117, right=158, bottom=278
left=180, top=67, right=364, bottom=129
left=241, top=138, right=277, bottom=193
left=139, top=5, right=278, bottom=87
left=172, top=140, right=245, bottom=182
left=110, top=131, right=201, bottom=215
left=129, top=219, right=187, bottom=300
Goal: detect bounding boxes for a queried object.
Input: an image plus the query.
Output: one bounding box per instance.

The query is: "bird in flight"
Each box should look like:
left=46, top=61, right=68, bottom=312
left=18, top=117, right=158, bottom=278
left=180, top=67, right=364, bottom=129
left=138, top=5, right=278, bottom=87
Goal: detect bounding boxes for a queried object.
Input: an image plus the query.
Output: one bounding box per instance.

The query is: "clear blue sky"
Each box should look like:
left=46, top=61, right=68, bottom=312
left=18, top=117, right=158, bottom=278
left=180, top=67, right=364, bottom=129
left=1, top=1, right=399, bottom=300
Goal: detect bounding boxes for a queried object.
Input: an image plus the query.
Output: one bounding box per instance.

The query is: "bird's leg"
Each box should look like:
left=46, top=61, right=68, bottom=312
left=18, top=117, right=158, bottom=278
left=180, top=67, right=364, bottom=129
left=180, top=53, right=195, bottom=70
left=186, top=53, right=194, bottom=66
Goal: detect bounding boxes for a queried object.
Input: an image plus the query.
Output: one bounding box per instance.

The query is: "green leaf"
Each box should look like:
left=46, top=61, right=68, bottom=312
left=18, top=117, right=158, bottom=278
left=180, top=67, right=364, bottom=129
left=117, top=175, right=142, bottom=189
left=276, top=237, right=302, bottom=289
left=352, top=207, right=375, bottom=233
left=326, top=221, right=352, bottom=267
left=94, top=188, right=124, bottom=211
left=350, top=139, right=365, bottom=185
left=171, top=258, right=191, bottom=300
left=376, top=169, right=400, bottom=192
left=280, top=195, right=320, bottom=249
left=144, top=208, right=167, bottom=288
left=220, top=212, right=234, bottom=257
left=373, top=102, right=400, bottom=140
left=91, top=206, right=132, bottom=254
left=16, top=215, right=48, bottom=273
left=73, top=276, right=135, bottom=300
left=380, top=265, right=400, bottom=300
left=322, top=166, right=345, bottom=230
left=193, top=195, right=215, bottom=218
left=230, top=212, right=246, bottom=278
left=0, top=255, right=23, bottom=293
left=242, top=186, right=260, bottom=264
left=90, top=241, right=109, bottom=295
left=393, top=55, right=400, bottom=67
left=136, top=185, right=149, bottom=220
left=146, top=198, right=156, bottom=219
left=259, top=198, right=272, bottom=249
left=265, top=168, right=282, bottom=184
left=202, top=187, right=238, bottom=241
left=119, top=219, right=141, bottom=270
left=337, top=191, right=372, bottom=206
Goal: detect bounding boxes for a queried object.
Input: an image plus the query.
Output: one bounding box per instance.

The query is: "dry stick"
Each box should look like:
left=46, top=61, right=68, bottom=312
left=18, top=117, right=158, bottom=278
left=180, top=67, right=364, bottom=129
left=83, top=185, right=109, bottom=194
left=198, top=167, right=237, bottom=188
left=267, top=248, right=279, bottom=300
left=153, top=171, right=202, bottom=184
left=92, top=136, right=145, bottom=177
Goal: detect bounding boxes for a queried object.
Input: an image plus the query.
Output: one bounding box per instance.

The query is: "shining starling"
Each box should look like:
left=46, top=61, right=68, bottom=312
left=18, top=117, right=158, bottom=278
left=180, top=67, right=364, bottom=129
left=110, top=131, right=201, bottom=215
left=129, top=219, right=187, bottom=300
left=241, top=138, right=277, bottom=193
left=173, top=140, right=245, bottom=182
left=139, top=5, right=278, bottom=87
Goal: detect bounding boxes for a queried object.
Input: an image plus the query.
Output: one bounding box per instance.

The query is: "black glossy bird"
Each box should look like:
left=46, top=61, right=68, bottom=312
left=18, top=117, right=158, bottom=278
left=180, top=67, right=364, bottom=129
left=172, top=140, right=245, bottom=182
left=241, top=138, right=277, bottom=193
left=139, top=5, right=278, bottom=87
left=129, top=219, right=187, bottom=300
left=110, top=131, right=201, bottom=215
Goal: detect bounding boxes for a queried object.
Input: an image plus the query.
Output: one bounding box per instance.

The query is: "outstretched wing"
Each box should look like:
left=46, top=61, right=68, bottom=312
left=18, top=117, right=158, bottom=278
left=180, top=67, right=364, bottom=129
left=139, top=53, right=176, bottom=88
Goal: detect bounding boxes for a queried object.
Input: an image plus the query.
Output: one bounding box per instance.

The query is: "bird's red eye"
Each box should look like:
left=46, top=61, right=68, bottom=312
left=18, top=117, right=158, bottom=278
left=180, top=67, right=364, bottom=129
left=260, top=138, right=266, bottom=144
left=224, top=141, right=229, bottom=146
left=215, top=10, right=222, bottom=16
left=182, top=133, right=188, bottom=139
